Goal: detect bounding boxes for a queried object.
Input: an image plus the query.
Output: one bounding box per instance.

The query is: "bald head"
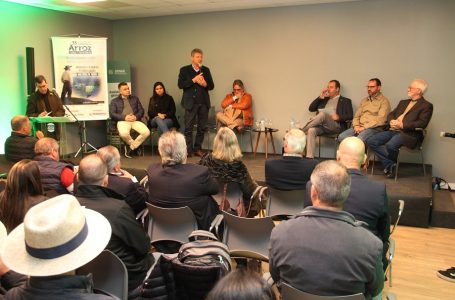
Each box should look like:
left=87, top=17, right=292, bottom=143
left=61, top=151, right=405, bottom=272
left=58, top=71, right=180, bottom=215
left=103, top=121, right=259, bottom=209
left=78, top=154, right=108, bottom=186
left=337, top=137, right=366, bottom=169
left=11, top=115, right=31, bottom=134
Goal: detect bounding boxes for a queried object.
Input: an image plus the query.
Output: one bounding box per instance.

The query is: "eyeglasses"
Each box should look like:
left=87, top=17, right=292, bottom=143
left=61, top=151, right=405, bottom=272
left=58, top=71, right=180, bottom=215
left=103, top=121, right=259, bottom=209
left=366, top=86, right=377, bottom=89
left=408, top=86, right=419, bottom=90
left=233, top=88, right=242, bottom=91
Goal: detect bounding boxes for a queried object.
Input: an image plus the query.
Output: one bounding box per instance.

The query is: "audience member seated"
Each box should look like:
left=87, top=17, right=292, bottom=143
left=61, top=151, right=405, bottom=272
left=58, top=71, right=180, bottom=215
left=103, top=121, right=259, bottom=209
left=109, top=82, right=150, bottom=158
left=269, top=160, right=383, bottom=299
left=303, top=80, right=353, bottom=158
left=147, top=131, right=219, bottom=230
left=337, top=137, right=390, bottom=271
left=0, top=160, right=46, bottom=233
left=338, top=78, right=391, bottom=142
left=0, top=221, right=27, bottom=298
left=75, top=154, right=154, bottom=293
left=367, top=79, right=433, bottom=178
left=206, top=268, right=276, bottom=300
left=199, top=127, right=260, bottom=217
left=96, top=145, right=148, bottom=214
left=4, top=115, right=44, bottom=163
left=148, top=81, right=180, bottom=135
left=265, top=128, right=318, bottom=190
left=33, top=137, right=74, bottom=195
left=1, top=194, right=114, bottom=300
left=216, top=79, right=253, bottom=131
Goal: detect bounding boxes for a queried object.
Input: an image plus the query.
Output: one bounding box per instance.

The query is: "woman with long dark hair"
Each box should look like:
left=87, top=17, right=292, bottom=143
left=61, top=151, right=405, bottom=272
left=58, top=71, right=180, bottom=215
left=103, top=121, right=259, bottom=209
left=0, top=159, right=46, bottom=233
left=148, top=82, right=180, bottom=135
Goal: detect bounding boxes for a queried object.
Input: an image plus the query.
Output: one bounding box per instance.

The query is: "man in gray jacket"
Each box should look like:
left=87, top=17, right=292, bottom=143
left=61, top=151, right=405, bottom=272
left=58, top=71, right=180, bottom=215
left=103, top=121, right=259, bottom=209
left=269, top=160, right=383, bottom=299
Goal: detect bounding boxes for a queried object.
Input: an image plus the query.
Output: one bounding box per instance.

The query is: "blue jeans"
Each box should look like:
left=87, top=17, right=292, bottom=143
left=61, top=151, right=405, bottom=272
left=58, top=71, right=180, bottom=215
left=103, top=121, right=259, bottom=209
left=367, top=130, right=402, bottom=169
left=338, top=127, right=382, bottom=143
left=150, top=117, right=173, bottom=134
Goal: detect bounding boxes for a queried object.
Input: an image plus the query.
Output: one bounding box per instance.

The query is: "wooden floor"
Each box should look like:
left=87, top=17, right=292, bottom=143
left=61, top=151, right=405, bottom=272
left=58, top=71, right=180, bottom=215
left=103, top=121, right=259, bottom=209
left=382, top=226, right=455, bottom=300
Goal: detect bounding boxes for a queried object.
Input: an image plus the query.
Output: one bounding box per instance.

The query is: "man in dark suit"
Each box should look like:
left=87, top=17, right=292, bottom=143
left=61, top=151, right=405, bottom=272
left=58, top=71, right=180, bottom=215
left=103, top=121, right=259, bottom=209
left=147, top=131, right=219, bottom=230
left=337, top=136, right=390, bottom=271
left=303, top=80, right=353, bottom=158
left=26, top=75, right=65, bottom=118
left=96, top=145, right=148, bottom=214
left=367, top=79, right=433, bottom=177
left=265, top=128, right=318, bottom=190
left=178, top=48, right=215, bottom=157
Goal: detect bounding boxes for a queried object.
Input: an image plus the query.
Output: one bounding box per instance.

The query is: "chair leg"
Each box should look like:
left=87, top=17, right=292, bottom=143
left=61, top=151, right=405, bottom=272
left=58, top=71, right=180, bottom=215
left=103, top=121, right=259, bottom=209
left=389, top=261, right=393, bottom=287
left=249, top=130, right=254, bottom=153
left=394, top=149, right=400, bottom=181
left=420, top=147, right=426, bottom=176
left=371, top=153, right=375, bottom=175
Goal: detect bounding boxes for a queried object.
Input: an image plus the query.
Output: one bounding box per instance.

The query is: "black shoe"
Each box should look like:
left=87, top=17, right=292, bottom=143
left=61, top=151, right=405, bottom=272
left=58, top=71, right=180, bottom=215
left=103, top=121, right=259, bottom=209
left=437, top=267, right=455, bottom=283
left=124, top=145, right=133, bottom=159
left=385, top=163, right=396, bottom=178
left=135, top=147, right=143, bottom=156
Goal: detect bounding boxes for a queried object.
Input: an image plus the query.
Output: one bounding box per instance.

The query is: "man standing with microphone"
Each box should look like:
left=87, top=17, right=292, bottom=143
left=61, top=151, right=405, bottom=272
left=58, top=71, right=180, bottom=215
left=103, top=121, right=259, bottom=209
left=178, top=48, right=215, bottom=157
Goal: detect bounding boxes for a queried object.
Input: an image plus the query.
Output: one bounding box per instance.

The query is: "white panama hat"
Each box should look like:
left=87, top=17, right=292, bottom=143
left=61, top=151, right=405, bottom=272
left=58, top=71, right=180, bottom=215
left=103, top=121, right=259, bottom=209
left=1, top=194, right=111, bottom=276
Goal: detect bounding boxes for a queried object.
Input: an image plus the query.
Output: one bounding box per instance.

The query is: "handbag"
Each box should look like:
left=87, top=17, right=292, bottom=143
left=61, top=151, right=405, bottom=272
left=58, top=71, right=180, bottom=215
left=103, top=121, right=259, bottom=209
left=219, top=183, right=249, bottom=217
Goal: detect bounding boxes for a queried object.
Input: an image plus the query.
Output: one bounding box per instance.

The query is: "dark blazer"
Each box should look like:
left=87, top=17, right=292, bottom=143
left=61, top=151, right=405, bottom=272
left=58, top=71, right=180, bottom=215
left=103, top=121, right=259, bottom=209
left=26, top=90, right=65, bottom=117
left=265, top=156, right=318, bottom=191
left=109, top=95, right=145, bottom=129
left=387, top=97, right=433, bottom=149
left=178, top=65, right=214, bottom=110
left=107, top=174, right=148, bottom=215
left=308, top=96, right=353, bottom=131
left=147, top=163, right=219, bottom=230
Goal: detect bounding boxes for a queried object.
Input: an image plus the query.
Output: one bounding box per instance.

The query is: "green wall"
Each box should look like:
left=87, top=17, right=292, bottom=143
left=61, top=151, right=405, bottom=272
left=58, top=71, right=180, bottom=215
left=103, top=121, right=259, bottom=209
left=0, top=1, right=113, bottom=151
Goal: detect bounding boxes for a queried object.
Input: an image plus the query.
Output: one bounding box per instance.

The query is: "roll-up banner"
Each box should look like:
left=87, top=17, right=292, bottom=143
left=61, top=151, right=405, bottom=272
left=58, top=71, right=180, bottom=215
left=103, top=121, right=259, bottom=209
left=51, top=36, right=109, bottom=121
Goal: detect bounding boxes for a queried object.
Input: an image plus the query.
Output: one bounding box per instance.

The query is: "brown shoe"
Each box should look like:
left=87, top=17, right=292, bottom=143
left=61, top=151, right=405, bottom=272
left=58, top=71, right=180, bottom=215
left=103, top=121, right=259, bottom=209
left=194, top=150, right=205, bottom=157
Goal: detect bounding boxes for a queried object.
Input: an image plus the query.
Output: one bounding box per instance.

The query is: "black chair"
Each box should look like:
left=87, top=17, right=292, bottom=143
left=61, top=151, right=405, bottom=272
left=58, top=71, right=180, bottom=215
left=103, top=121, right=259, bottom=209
left=266, top=187, right=306, bottom=220
left=238, top=125, right=254, bottom=153
left=370, top=128, right=426, bottom=181
left=281, top=282, right=365, bottom=300
left=77, top=250, right=128, bottom=300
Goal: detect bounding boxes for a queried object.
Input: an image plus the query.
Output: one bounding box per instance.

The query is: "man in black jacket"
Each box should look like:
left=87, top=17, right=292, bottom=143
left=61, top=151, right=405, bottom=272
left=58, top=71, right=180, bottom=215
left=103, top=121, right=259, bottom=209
left=265, top=128, right=318, bottom=190
left=178, top=48, right=214, bottom=157
left=4, top=115, right=43, bottom=162
left=337, top=136, right=390, bottom=271
left=75, top=154, right=154, bottom=293
left=96, top=145, right=148, bottom=214
left=109, top=82, right=150, bottom=158
left=303, top=80, right=353, bottom=158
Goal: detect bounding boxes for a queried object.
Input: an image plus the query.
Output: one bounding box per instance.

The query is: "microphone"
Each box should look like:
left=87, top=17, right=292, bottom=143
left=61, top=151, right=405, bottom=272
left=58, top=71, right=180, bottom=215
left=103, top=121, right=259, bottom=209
left=51, top=88, right=59, bottom=97
left=440, top=132, right=455, bottom=138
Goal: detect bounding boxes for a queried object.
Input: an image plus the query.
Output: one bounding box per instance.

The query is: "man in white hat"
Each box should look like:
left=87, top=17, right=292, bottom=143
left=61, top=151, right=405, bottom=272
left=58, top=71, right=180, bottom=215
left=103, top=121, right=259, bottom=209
left=0, top=195, right=114, bottom=299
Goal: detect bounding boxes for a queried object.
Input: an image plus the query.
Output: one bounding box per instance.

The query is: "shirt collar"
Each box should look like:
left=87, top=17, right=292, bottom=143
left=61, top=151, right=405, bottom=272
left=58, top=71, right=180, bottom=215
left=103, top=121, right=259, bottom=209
left=283, top=153, right=303, bottom=158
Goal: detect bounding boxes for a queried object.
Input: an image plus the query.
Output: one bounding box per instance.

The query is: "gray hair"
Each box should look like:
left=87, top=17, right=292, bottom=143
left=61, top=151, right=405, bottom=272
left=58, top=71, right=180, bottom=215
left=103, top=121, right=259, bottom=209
left=78, top=154, right=107, bottom=186
left=310, top=160, right=351, bottom=208
left=284, top=128, right=306, bottom=154
left=34, top=137, right=59, bottom=156
left=97, top=146, right=120, bottom=173
left=412, top=79, right=428, bottom=95
left=158, top=131, right=187, bottom=166
left=11, top=115, right=30, bottom=132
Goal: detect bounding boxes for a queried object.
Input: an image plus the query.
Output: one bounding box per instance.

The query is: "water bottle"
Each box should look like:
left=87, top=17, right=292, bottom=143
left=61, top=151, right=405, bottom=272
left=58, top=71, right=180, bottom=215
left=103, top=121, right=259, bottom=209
left=289, top=118, right=295, bottom=130
left=260, top=119, right=265, bottom=131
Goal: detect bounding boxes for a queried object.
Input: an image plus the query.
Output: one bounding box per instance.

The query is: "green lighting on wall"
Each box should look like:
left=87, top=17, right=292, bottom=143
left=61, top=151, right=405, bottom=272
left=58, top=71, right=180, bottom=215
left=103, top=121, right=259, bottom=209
left=3, top=0, right=92, bottom=14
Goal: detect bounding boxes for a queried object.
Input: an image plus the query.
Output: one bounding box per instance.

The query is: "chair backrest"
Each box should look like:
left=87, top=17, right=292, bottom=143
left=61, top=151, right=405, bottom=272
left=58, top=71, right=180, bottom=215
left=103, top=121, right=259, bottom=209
left=222, top=211, right=274, bottom=261
left=207, top=105, right=217, bottom=127
left=267, top=187, right=306, bottom=217
left=212, top=181, right=243, bottom=209
left=281, top=283, right=365, bottom=300
left=146, top=203, right=198, bottom=244
left=391, top=199, right=405, bottom=235
left=77, top=250, right=128, bottom=300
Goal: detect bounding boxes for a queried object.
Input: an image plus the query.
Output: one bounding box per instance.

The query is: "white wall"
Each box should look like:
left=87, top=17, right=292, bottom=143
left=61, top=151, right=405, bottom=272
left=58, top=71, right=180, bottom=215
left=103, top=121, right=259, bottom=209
left=112, top=0, right=455, bottom=181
